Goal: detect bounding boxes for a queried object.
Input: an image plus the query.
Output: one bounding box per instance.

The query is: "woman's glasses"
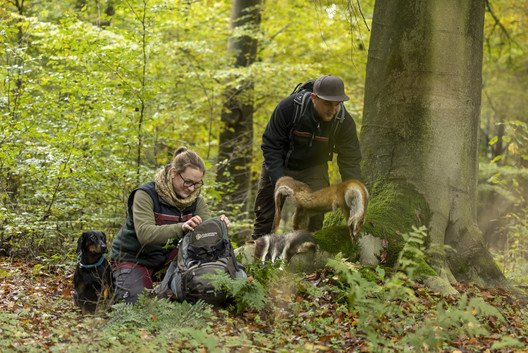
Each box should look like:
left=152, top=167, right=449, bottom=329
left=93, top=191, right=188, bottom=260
left=179, top=173, right=204, bottom=188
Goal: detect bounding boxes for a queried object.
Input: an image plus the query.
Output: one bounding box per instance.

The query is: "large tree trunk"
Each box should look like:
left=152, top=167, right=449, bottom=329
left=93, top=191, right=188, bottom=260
left=360, top=0, right=512, bottom=290
left=216, top=0, right=261, bottom=214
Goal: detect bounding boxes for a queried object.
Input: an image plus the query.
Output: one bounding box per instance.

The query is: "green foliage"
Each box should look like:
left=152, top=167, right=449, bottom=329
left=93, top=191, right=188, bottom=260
left=326, top=256, right=419, bottom=351
left=2, top=255, right=527, bottom=352
left=394, top=225, right=437, bottom=280
left=482, top=0, right=528, bottom=150
left=359, top=180, right=432, bottom=266
left=243, top=255, right=286, bottom=286
left=203, top=259, right=308, bottom=314
left=410, top=293, right=513, bottom=351
left=479, top=119, right=528, bottom=285
left=204, top=270, right=267, bottom=313
left=0, top=0, right=373, bottom=260
left=314, top=225, right=357, bottom=256
left=2, top=1, right=527, bottom=350
left=321, top=227, right=515, bottom=352
left=316, top=209, right=436, bottom=277
left=103, top=293, right=212, bottom=331
left=491, top=335, right=526, bottom=350
left=479, top=0, right=528, bottom=291
left=0, top=312, right=19, bottom=351
left=1, top=8, right=140, bottom=255
left=327, top=254, right=414, bottom=313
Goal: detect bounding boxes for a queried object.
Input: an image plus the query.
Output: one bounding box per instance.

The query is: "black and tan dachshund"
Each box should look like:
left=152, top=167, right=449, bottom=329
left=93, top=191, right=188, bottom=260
left=73, top=230, right=113, bottom=314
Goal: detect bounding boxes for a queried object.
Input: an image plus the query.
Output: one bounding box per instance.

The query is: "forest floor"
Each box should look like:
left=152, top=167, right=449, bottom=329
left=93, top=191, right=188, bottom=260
left=1, top=255, right=527, bottom=353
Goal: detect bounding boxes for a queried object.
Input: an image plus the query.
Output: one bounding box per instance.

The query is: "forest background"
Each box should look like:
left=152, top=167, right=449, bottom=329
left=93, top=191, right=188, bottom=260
left=1, top=0, right=528, bottom=352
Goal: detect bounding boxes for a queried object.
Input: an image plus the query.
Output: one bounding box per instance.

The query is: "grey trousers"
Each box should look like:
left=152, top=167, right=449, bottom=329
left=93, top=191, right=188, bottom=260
left=112, top=249, right=178, bottom=303
left=252, top=163, right=329, bottom=239
left=113, top=265, right=154, bottom=304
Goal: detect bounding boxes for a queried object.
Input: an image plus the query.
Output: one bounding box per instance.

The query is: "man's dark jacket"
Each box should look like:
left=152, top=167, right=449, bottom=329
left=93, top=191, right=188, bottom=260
left=261, top=92, right=362, bottom=185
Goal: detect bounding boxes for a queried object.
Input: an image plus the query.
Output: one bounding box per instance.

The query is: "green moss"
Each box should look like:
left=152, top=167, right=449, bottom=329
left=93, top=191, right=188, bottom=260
left=317, top=179, right=432, bottom=268
left=358, top=266, right=383, bottom=282
left=410, top=257, right=438, bottom=280
left=365, top=179, right=431, bottom=233
left=365, top=180, right=431, bottom=259
left=323, top=210, right=346, bottom=228
left=314, top=225, right=359, bottom=261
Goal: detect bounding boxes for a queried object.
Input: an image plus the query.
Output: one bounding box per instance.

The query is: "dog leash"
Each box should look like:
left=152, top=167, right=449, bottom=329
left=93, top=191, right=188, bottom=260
left=78, top=254, right=105, bottom=268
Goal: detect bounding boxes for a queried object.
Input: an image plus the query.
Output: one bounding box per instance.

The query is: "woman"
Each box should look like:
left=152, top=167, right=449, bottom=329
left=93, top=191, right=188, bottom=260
left=110, top=146, right=230, bottom=303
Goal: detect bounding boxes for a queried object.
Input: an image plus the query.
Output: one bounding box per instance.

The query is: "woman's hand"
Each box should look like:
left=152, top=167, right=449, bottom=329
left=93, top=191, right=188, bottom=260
left=182, top=215, right=202, bottom=232
left=182, top=214, right=230, bottom=232
left=219, top=214, right=231, bottom=228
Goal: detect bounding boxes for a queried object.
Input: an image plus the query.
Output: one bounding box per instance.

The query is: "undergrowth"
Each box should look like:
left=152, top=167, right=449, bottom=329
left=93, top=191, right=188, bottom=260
left=204, top=270, right=267, bottom=313
left=102, top=295, right=212, bottom=331
left=91, top=226, right=522, bottom=351
left=2, top=226, right=526, bottom=352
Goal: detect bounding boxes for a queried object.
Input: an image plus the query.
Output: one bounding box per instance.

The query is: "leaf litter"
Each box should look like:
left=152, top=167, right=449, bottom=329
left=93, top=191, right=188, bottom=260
left=1, top=256, right=527, bottom=352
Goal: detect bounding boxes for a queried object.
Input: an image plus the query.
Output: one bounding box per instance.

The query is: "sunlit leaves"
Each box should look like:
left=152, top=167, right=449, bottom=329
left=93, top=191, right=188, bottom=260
left=1, top=0, right=378, bottom=256
left=482, top=0, right=528, bottom=158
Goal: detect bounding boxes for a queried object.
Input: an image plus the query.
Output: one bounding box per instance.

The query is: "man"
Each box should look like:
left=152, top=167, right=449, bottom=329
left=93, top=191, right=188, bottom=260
left=252, top=74, right=362, bottom=239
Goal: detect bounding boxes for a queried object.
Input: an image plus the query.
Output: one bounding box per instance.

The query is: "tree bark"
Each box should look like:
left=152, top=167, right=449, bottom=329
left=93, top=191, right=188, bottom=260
left=360, top=0, right=512, bottom=290
left=216, top=0, right=261, bottom=214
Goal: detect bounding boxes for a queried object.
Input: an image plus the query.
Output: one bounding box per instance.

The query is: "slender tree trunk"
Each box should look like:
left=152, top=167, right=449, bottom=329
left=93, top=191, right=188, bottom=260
left=135, top=0, right=148, bottom=185
left=361, top=0, right=512, bottom=290
left=216, top=0, right=261, bottom=213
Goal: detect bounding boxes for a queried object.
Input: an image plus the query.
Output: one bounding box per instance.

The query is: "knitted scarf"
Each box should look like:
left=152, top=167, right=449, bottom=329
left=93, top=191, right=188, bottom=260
left=154, top=165, right=200, bottom=210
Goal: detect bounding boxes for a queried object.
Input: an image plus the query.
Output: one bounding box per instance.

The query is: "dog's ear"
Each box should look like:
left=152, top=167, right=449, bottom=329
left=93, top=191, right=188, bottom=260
left=99, top=231, right=108, bottom=253
left=77, top=232, right=86, bottom=253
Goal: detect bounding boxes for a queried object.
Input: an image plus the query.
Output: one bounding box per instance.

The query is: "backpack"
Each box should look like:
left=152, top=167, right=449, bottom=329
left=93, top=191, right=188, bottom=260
left=287, top=79, right=346, bottom=162
left=157, top=217, right=246, bottom=306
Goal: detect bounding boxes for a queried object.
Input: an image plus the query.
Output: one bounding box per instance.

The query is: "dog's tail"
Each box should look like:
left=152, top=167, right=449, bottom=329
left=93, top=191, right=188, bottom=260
left=345, top=181, right=369, bottom=235
left=272, top=184, right=290, bottom=233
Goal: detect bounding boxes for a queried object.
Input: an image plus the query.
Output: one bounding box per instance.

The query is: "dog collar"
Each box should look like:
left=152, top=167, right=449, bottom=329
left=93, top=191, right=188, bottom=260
left=78, top=254, right=105, bottom=268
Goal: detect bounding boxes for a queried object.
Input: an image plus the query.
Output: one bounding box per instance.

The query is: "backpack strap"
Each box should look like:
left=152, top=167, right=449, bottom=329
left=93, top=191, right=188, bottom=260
left=285, top=91, right=311, bottom=167
left=290, top=78, right=316, bottom=95
left=291, top=82, right=303, bottom=95
left=328, top=102, right=345, bottom=161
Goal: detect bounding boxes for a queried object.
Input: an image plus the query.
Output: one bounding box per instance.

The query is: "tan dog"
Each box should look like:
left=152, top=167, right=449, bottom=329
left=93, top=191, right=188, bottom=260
left=272, top=176, right=369, bottom=244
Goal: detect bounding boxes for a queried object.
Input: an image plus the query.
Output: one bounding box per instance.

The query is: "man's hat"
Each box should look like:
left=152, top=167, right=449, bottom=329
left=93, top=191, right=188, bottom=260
left=313, top=75, right=350, bottom=102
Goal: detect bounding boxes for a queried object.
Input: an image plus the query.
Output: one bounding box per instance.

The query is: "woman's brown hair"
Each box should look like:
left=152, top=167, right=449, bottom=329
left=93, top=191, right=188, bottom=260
left=170, top=146, right=206, bottom=174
